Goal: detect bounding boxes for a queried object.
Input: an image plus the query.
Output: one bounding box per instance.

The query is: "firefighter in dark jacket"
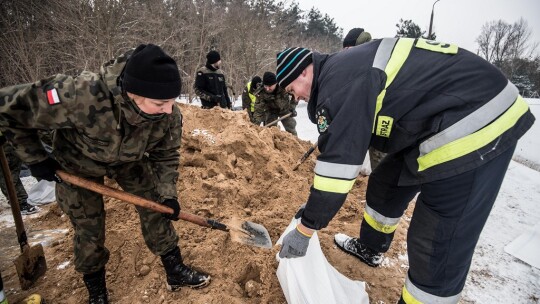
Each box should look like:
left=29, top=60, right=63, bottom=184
left=194, top=50, right=232, bottom=109
left=241, top=75, right=262, bottom=123
left=275, top=40, right=535, bottom=303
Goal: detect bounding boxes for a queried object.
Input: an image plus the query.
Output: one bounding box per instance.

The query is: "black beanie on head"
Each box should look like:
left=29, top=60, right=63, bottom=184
left=251, top=76, right=262, bottom=88
left=262, top=72, right=277, bottom=86
left=123, top=44, right=181, bottom=99
left=206, top=51, right=221, bottom=65
left=276, top=47, right=313, bottom=89
left=343, top=28, right=372, bottom=48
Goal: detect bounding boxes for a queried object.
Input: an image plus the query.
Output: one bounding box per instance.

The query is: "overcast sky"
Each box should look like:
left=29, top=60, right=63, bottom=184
left=294, top=0, right=540, bottom=54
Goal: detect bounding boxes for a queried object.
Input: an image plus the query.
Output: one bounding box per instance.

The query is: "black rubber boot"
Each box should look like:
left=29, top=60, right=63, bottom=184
left=334, top=233, right=384, bottom=267
left=160, top=246, right=211, bottom=291
left=83, top=268, right=108, bottom=304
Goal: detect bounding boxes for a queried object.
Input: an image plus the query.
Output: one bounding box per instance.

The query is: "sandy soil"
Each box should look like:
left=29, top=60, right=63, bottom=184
left=0, top=104, right=415, bottom=303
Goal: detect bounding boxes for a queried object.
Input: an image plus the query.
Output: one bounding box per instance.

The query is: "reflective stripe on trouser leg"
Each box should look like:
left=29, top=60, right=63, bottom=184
left=113, top=160, right=179, bottom=256
left=406, top=143, right=516, bottom=300
left=402, top=274, right=461, bottom=304
left=55, top=175, right=109, bottom=274
left=360, top=153, right=419, bottom=252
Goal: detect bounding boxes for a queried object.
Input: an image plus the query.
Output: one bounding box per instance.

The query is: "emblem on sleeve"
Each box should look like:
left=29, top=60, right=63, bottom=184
left=316, top=108, right=331, bottom=133
left=46, top=88, right=61, bottom=105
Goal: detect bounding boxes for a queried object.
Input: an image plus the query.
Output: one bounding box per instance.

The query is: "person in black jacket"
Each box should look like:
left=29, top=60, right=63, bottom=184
left=194, top=50, right=232, bottom=109
left=275, top=41, right=534, bottom=303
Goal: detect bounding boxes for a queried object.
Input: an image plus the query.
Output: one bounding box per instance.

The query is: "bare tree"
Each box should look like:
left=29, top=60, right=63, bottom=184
left=476, top=18, right=538, bottom=64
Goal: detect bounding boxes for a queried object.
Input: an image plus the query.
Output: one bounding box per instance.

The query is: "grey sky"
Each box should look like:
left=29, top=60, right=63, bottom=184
left=295, top=0, right=540, bottom=54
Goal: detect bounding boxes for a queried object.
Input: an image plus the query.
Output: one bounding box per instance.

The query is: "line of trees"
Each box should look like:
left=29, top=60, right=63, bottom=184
left=395, top=18, right=539, bottom=98
left=0, top=0, right=342, bottom=99
left=476, top=18, right=539, bottom=98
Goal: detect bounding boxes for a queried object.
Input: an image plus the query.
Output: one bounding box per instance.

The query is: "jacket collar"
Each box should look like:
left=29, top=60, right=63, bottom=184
left=308, top=52, right=329, bottom=124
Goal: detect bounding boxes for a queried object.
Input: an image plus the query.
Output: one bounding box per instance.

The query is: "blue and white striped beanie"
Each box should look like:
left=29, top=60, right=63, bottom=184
left=276, top=47, right=313, bottom=88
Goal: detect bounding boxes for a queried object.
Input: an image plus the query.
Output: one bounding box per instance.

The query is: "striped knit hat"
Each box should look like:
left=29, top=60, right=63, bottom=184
left=276, top=47, right=313, bottom=88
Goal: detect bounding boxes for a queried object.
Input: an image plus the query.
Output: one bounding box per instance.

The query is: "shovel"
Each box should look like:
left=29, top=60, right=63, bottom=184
left=264, top=112, right=292, bottom=127
left=54, top=170, right=272, bottom=249
left=292, top=140, right=318, bottom=171
left=0, top=146, right=47, bottom=290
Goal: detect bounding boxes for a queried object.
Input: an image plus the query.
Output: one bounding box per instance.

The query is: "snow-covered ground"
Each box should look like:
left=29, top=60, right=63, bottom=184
left=1, top=97, right=538, bottom=303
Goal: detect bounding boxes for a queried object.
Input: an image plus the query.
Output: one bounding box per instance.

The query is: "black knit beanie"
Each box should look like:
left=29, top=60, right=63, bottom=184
left=206, top=51, right=221, bottom=65
left=276, top=47, right=313, bottom=89
left=123, top=44, right=181, bottom=99
left=262, top=72, right=277, bottom=86
left=343, top=28, right=364, bottom=48
left=343, top=28, right=372, bottom=48
left=251, top=76, right=262, bottom=88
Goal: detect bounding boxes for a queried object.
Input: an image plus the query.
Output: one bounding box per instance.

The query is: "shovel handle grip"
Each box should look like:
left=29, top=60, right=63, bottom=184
left=292, top=141, right=318, bottom=171
left=55, top=170, right=228, bottom=231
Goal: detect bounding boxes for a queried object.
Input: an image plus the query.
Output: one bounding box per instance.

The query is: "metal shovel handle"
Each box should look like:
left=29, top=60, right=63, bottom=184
left=55, top=170, right=229, bottom=232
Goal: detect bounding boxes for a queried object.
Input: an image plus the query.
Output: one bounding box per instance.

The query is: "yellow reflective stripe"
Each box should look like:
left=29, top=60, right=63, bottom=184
left=415, top=39, right=458, bottom=54
left=247, top=82, right=256, bottom=111
left=402, top=285, right=423, bottom=304
left=418, top=96, right=529, bottom=171
left=372, top=38, right=415, bottom=132
left=375, top=115, right=394, bottom=137
left=313, top=175, right=355, bottom=194
left=363, top=211, right=399, bottom=234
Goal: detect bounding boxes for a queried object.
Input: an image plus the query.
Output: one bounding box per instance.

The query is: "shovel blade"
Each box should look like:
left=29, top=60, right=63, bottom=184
left=231, top=221, right=272, bottom=249
left=14, top=244, right=47, bottom=290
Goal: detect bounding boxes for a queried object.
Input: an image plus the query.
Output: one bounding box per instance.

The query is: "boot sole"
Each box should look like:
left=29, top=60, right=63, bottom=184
left=166, top=277, right=211, bottom=291
left=333, top=239, right=381, bottom=268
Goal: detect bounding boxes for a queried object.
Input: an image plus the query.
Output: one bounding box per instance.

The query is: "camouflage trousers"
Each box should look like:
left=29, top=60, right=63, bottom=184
left=247, top=110, right=256, bottom=124
left=369, top=147, right=387, bottom=171
left=0, top=143, right=28, bottom=205
left=266, top=113, right=297, bottom=136
left=56, top=159, right=179, bottom=274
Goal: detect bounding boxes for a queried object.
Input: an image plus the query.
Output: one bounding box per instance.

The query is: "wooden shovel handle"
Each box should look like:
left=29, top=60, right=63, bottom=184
left=55, top=170, right=228, bottom=231
left=264, top=112, right=292, bottom=127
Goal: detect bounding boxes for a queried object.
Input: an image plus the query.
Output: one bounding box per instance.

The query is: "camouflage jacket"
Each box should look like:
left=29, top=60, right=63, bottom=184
left=0, top=49, right=182, bottom=201
left=253, top=85, right=297, bottom=124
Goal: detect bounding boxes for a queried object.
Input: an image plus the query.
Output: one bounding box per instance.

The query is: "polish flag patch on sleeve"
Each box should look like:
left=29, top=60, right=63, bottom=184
left=46, top=88, right=61, bottom=105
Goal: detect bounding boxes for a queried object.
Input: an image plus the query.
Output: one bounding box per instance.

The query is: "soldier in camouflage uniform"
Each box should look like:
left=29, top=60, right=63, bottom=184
left=0, top=44, right=210, bottom=304
left=343, top=28, right=386, bottom=171
left=241, top=76, right=262, bottom=123
left=253, top=72, right=298, bottom=135
left=193, top=50, right=232, bottom=109
left=0, top=133, right=39, bottom=215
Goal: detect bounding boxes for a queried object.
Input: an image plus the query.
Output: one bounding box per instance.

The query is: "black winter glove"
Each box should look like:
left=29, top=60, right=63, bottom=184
left=28, top=157, right=62, bottom=183
left=290, top=109, right=297, bottom=117
left=295, top=203, right=307, bottom=219
left=162, top=198, right=180, bottom=221
left=212, top=95, right=222, bottom=104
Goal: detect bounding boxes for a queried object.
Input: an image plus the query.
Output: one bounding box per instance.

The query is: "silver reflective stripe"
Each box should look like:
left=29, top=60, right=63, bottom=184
left=365, top=205, right=400, bottom=226
left=405, top=274, right=461, bottom=304
left=372, top=38, right=398, bottom=70
left=419, top=81, right=519, bottom=156
left=314, top=160, right=362, bottom=179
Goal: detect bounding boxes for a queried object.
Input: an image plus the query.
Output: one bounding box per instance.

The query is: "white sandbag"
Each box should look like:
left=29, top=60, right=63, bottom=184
left=27, top=180, right=56, bottom=205
left=276, top=217, right=369, bottom=304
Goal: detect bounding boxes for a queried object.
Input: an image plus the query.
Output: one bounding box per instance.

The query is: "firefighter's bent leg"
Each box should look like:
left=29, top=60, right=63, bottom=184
left=400, top=143, right=516, bottom=303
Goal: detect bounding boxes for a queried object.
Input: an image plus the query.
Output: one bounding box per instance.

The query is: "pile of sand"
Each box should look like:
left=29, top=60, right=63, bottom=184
left=0, top=104, right=413, bottom=303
